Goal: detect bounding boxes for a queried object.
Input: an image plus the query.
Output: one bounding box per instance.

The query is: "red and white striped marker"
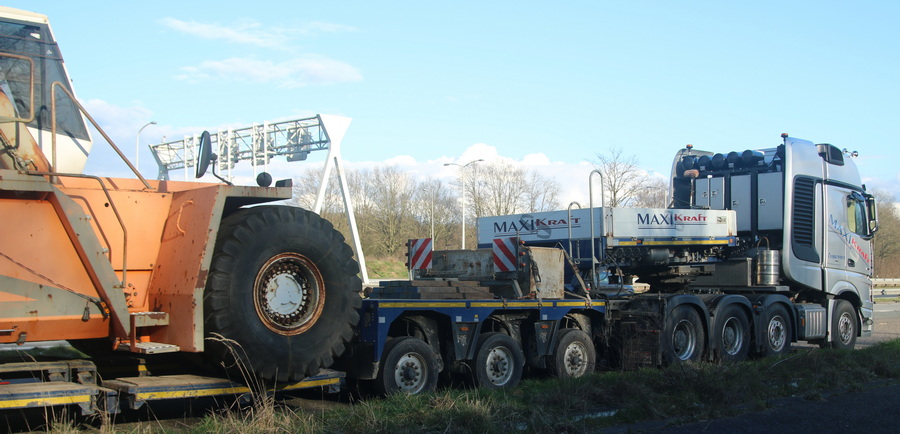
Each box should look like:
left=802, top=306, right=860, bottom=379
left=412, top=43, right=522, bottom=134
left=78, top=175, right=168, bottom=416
left=407, top=238, right=433, bottom=270
left=492, top=237, right=519, bottom=272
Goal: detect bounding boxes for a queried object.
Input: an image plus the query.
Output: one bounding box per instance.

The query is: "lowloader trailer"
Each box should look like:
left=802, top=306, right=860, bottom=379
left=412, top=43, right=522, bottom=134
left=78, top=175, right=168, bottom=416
left=342, top=134, right=878, bottom=396
left=0, top=6, right=879, bottom=414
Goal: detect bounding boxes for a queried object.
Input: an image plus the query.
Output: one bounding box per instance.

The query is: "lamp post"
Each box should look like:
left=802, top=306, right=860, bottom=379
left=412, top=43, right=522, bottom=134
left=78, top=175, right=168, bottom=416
left=444, top=159, right=483, bottom=249
left=136, top=121, right=157, bottom=174
left=422, top=187, right=435, bottom=240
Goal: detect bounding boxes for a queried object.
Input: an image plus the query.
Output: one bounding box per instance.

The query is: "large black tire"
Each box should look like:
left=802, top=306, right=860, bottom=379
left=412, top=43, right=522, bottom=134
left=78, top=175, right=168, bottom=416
left=374, top=337, right=439, bottom=396
left=204, top=206, right=362, bottom=383
left=757, top=304, right=792, bottom=357
left=829, top=300, right=857, bottom=350
left=714, top=304, right=751, bottom=362
left=662, top=305, right=705, bottom=365
left=549, top=328, right=596, bottom=379
left=472, top=332, right=524, bottom=390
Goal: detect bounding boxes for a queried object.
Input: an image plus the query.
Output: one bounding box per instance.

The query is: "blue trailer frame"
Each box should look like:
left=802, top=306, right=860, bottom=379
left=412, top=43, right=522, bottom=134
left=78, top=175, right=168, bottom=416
left=356, top=298, right=607, bottom=364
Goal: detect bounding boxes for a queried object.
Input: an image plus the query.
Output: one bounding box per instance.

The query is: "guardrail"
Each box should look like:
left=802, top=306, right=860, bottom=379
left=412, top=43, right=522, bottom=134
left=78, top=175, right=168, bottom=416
left=873, top=278, right=900, bottom=288
left=873, top=278, right=900, bottom=296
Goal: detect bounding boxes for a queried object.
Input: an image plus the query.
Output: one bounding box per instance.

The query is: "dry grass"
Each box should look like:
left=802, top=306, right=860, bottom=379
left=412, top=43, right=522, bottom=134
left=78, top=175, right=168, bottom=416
left=365, top=258, right=408, bottom=280
left=21, top=339, right=900, bottom=433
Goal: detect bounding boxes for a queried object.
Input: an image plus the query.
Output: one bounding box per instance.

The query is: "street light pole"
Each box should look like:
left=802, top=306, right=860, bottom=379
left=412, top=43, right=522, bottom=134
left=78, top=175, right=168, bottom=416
left=429, top=189, right=435, bottom=240
left=421, top=186, right=436, bottom=241
left=136, top=121, right=157, bottom=175
left=444, top=159, right=483, bottom=249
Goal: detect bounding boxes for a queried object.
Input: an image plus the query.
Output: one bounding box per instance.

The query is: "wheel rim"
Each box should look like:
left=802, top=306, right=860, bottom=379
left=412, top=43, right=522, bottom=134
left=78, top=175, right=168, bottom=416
left=721, top=317, right=745, bottom=356
left=253, top=253, right=326, bottom=335
left=672, top=319, right=697, bottom=360
left=484, top=346, right=514, bottom=386
left=837, top=311, right=854, bottom=345
left=767, top=315, right=787, bottom=352
left=563, top=341, right=588, bottom=377
left=393, top=352, right=428, bottom=394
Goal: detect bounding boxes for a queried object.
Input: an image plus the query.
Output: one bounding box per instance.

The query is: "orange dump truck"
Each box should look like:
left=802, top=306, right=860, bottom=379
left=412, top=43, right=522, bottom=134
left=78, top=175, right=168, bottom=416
left=0, top=6, right=361, bottom=412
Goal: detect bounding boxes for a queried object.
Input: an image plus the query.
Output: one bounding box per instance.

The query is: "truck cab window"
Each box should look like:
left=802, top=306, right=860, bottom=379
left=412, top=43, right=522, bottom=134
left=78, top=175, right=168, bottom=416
left=846, top=192, right=869, bottom=237
left=0, top=20, right=88, bottom=140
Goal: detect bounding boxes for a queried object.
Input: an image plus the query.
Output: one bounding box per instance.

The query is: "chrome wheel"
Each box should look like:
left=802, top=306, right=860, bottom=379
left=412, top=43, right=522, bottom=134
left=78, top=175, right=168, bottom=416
left=721, top=317, right=745, bottom=357
left=483, top=346, right=514, bottom=386
left=561, top=340, right=589, bottom=377
left=673, top=319, right=698, bottom=361
left=767, top=314, right=787, bottom=353
left=393, top=352, right=428, bottom=394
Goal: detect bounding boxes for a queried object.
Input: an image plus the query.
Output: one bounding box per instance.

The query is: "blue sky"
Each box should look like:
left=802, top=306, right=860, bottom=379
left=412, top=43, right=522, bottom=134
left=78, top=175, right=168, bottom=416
left=11, top=1, right=900, bottom=203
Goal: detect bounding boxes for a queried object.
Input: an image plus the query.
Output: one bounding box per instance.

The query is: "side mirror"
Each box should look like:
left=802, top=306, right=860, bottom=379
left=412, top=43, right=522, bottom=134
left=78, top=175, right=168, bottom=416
left=866, top=194, right=879, bottom=236
left=195, top=130, right=212, bottom=178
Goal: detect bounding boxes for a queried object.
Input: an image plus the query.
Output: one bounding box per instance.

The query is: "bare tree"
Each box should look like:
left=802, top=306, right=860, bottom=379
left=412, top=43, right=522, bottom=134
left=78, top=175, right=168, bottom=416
left=291, top=167, right=331, bottom=211
left=632, top=177, right=669, bottom=208
left=367, top=166, right=417, bottom=257
left=523, top=170, right=561, bottom=212
left=871, top=188, right=900, bottom=276
left=464, top=160, right=561, bottom=218
left=593, top=147, right=650, bottom=207
left=415, top=178, right=457, bottom=246
left=470, top=161, right=520, bottom=217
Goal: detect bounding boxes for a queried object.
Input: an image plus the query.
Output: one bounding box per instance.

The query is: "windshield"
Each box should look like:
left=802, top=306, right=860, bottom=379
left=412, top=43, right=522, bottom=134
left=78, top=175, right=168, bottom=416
left=0, top=18, right=88, bottom=140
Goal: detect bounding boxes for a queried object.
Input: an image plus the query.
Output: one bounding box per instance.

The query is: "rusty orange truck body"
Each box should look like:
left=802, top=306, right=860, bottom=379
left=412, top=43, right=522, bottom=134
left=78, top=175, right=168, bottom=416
left=0, top=6, right=362, bottom=392
left=0, top=175, right=290, bottom=349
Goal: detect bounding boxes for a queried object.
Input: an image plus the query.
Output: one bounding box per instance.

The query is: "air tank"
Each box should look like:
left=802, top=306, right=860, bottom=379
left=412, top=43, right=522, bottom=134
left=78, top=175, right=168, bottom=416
left=755, top=248, right=780, bottom=286
left=711, top=153, right=726, bottom=169
left=697, top=155, right=711, bottom=171
left=741, top=150, right=764, bottom=166
left=726, top=151, right=741, bottom=168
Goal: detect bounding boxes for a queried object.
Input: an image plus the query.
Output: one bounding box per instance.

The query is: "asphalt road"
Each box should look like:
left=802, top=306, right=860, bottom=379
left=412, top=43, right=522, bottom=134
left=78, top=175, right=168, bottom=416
left=863, top=300, right=900, bottom=346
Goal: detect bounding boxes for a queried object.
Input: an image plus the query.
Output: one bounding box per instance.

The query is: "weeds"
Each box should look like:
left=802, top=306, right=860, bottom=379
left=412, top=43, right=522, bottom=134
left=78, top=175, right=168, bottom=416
left=22, top=339, right=900, bottom=433
left=366, top=258, right=407, bottom=279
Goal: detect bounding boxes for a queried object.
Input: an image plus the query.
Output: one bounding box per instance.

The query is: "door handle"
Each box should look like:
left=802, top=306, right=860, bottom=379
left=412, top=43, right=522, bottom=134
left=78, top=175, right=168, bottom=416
left=848, top=259, right=856, bottom=267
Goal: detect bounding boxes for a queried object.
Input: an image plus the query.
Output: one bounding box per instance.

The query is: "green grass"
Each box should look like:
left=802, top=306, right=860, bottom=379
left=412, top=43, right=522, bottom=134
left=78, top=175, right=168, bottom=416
left=365, top=257, right=408, bottom=280
left=27, top=339, right=900, bottom=432
left=194, top=339, right=900, bottom=433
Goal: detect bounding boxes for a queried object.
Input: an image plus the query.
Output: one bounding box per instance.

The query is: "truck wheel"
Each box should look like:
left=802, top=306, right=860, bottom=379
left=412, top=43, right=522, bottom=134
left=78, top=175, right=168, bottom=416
left=204, top=206, right=362, bottom=383
left=829, top=300, right=857, bottom=350
left=715, top=305, right=750, bottom=362
left=472, top=333, right=524, bottom=390
left=549, top=328, right=596, bottom=379
left=375, top=337, right=439, bottom=396
left=758, top=304, right=792, bottom=357
left=662, top=305, right=705, bottom=364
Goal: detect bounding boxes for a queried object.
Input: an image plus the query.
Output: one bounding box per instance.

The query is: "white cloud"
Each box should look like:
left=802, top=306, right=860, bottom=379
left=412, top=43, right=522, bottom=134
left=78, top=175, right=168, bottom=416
left=174, top=56, right=362, bottom=88
left=160, top=17, right=361, bottom=88
left=73, top=100, right=647, bottom=211
left=159, top=18, right=357, bottom=49
left=383, top=155, right=418, bottom=166
left=521, top=152, right=552, bottom=166
left=82, top=99, right=154, bottom=139
left=343, top=143, right=599, bottom=207
left=80, top=99, right=219, bottom=178
left=160, top=17, right=285, bottom=48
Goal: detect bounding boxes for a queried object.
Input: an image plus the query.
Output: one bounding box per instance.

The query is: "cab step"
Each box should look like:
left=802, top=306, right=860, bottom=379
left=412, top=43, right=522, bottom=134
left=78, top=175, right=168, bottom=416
left=117, top=342, right=180, bottom=354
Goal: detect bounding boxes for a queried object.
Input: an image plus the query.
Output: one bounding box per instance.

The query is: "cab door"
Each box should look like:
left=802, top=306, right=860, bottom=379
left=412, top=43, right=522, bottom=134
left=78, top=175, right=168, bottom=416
left=824, top=185, right=873, bottom=276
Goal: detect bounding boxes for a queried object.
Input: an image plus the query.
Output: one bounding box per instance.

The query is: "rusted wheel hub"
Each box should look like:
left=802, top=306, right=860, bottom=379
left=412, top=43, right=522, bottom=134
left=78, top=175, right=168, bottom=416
left=253, top=253, right=325, bottom=335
